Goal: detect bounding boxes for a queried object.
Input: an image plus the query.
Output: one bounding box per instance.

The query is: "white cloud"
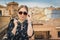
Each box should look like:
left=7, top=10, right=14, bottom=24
left=18, top=2, right=51, bottom=8
left=0, top=0, right=60, bottom=7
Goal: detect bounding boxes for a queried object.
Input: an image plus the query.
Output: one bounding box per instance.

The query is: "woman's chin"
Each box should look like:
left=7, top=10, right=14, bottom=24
left=21, top=18, right=25, bottom=20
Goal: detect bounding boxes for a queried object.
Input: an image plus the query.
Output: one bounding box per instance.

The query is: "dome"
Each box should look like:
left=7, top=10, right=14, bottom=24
left=7, top=2, right=18, bottom=5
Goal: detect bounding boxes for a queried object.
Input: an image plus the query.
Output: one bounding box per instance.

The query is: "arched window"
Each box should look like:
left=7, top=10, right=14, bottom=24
left=0, top=10, right=2, bottom=16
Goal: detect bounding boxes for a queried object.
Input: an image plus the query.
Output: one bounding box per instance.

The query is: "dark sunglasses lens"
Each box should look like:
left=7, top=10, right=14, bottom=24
left=24, top=12, right=27, bottom=15
left=19, top=12, right=27, bottom=15
left=19, top=12, right=22, bottom=15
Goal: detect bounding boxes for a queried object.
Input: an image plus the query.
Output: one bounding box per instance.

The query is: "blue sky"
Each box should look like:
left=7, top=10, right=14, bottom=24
left=0, top=0, right=60, bottom=8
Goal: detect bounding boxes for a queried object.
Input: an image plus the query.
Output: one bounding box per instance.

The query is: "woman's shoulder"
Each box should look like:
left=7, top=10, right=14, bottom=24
left=8, top=18, right=16, bottom=26
left=10, top=18, right=18, bottom=22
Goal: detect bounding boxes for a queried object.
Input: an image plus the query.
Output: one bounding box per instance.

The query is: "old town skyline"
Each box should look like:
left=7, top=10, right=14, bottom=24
left=0, top=0, right=60, bottom=8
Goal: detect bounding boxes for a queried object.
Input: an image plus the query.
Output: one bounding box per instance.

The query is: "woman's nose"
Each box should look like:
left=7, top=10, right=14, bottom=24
left=22, top=12, right=25, bottom=16
left=22, top=13, right=24, bottom=15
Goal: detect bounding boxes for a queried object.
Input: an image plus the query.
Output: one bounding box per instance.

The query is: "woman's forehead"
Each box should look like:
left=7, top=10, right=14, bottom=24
left=19, top=8, right=27, bottom=12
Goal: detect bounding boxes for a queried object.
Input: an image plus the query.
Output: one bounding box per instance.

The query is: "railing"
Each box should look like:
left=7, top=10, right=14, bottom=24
left=0, top=24, right=8, bottom=40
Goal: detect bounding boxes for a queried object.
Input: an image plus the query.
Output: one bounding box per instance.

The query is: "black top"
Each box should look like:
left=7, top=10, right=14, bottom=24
left=7, top=19, right=29, bottom=40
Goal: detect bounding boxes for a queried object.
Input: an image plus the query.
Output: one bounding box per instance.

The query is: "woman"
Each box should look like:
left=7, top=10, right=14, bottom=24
left=7, top=5, right=34, bottom=40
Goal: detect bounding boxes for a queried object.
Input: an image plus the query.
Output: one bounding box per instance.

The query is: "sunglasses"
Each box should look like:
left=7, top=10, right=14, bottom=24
left=18, top=11, right=28, bottom=15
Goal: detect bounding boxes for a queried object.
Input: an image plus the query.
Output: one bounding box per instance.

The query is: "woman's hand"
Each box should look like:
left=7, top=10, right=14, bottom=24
left=11, top=19, right=18, bottom=35
left=27, top=14, right=33, bottom=37
left=14, top=19, right=18, bottom=27
left=27, top=14, right=32, bottom=23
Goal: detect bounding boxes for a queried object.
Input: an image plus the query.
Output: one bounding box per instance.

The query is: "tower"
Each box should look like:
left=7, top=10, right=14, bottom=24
left=7, top=2, right=18, bottom=15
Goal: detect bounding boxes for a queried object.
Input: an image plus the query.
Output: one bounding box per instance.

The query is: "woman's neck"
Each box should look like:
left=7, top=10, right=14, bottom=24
left=18, top=19, right=25, bottom=23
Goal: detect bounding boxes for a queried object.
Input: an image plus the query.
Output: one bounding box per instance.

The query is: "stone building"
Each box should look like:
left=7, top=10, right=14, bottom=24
left=7, top=2, right=18, bottom=15
left=0, top=2, right=19, bottom=29
left=0, top=5, right=9, bottom=16
left=32, top=7, right=60, bottom=39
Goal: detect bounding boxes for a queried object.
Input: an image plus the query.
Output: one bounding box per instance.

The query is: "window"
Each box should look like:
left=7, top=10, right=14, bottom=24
left=58, top=31, right=60, bottom=37
left=0, top=10, right=2, bottom=16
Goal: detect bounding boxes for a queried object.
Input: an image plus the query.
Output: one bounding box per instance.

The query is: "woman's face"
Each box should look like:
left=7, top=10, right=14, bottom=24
left=18, top=7, right=28, bottom=20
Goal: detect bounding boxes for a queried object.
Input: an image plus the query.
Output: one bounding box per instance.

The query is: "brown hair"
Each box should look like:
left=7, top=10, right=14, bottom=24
left=18, top=5, right=28, bottom=12
left=11, top=5, right=28, bottom=19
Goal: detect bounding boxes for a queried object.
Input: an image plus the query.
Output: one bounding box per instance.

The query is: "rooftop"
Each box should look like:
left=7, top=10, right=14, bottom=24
left=7, top=2, right=18, bottom=5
